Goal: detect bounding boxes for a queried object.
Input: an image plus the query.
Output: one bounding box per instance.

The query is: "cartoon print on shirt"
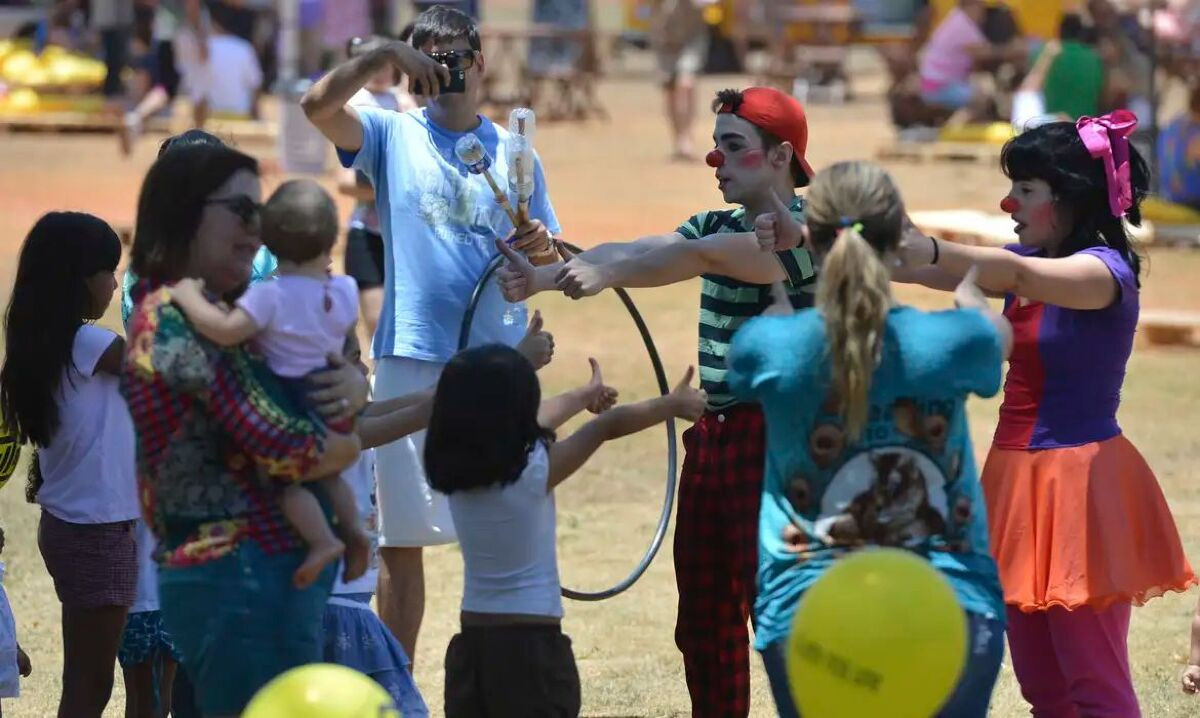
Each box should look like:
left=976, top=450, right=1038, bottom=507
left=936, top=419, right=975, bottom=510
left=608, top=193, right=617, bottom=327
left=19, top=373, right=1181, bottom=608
left=823, top=450, right=948, bottom=546
left=784, top=396, right=975, bottom=558
left=809, top=423, right=847, bottom=469
left=892, top=398, right=950, bottom=453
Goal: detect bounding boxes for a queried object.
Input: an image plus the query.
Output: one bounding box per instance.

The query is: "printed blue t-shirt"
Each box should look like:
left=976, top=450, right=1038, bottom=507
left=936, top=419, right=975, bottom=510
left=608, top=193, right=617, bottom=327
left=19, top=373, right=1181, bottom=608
left=338, top=107, right=561, bottom=362
left=727, top=306, right=1006, bottom=650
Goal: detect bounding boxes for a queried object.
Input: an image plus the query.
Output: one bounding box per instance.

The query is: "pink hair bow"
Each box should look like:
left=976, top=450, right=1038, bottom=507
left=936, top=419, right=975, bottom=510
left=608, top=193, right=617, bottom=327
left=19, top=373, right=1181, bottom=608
left=1076, top=110, right=1138, bottom=218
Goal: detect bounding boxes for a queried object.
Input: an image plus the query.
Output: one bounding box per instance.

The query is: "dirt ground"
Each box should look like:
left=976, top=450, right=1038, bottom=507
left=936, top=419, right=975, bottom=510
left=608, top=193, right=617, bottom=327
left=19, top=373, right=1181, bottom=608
left=2, top=31, right=1200, bottom=718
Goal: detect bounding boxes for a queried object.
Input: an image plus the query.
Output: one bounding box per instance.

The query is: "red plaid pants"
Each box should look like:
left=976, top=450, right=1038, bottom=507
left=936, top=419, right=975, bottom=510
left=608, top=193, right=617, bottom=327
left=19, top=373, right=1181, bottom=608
left=674, top=403, right=765, bottom=717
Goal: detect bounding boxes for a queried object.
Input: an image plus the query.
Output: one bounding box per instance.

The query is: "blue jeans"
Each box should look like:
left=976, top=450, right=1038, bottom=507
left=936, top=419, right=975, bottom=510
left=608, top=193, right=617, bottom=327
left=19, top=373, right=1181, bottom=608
left=159, top=541, right=335, bottom=716
left=761, top=612, right=1005, bottom=718
left=922, top=80, right=974, bottom=110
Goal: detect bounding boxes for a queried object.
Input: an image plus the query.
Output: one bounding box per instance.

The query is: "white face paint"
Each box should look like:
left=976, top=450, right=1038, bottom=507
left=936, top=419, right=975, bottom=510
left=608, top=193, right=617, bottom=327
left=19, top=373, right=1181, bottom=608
left=709, top=114, right=787, bottom=205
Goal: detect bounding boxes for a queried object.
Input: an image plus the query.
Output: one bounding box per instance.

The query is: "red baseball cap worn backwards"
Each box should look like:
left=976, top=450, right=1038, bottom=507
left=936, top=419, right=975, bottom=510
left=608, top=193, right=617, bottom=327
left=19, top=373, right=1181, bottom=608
left=716, top=87, right=814, bottom=187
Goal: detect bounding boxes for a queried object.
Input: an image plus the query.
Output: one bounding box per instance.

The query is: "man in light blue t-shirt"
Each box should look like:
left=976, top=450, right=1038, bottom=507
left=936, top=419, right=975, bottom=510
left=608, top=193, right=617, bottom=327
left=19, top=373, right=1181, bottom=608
left=301, top=5, right=562, bottom=664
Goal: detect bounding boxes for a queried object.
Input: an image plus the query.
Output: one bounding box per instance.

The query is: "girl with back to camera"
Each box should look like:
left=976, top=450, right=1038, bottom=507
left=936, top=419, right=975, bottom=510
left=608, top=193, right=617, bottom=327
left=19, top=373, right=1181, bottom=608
left=729, top=161, right=1013, bottom=717
left=895, top=110, right=1195, bottom=716
left=0, top=212, right=137, bottom=718
left=425, top=345, right=704, bottom=717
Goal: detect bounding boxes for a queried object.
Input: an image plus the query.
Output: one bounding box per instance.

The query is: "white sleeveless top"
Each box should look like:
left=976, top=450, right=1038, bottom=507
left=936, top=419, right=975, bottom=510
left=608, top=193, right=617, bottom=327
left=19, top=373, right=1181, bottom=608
left=447, top=442, right=561, bottom=618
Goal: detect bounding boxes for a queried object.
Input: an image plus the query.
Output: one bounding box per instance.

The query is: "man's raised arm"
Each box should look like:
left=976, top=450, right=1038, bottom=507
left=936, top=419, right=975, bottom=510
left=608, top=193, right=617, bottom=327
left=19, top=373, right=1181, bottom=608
left=301, top=43, right=448, bottom=152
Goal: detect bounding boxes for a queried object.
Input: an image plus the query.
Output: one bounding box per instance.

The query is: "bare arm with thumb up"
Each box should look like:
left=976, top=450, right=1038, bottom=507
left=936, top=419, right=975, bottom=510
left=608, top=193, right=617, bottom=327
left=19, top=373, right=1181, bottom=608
left=753, top=189, right=806, bottom=253
left=515, top=309, right=555, bottom=369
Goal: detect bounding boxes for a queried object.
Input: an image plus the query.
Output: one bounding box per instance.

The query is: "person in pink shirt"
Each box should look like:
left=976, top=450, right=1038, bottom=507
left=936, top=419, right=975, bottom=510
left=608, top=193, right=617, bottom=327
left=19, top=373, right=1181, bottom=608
left=919, top=0, right=994, bottom=116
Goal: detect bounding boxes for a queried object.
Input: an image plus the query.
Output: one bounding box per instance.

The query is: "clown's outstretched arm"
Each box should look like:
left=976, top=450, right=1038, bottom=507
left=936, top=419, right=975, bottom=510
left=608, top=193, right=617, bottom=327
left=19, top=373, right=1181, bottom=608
left=495, top=233, right=686, bottom=301
left=898, top=231, right=1118, bottom=310
left=554, top=232, right=789, bottom=299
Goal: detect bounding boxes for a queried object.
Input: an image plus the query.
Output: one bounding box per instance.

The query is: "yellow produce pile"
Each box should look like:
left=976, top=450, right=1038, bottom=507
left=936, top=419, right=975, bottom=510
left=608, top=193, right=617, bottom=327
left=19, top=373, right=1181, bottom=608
left=0, top=39, right=106, bottom=90
left=1142, top=197, right=1200, bottom=226
left=937, top=122, right=1016, bottom=145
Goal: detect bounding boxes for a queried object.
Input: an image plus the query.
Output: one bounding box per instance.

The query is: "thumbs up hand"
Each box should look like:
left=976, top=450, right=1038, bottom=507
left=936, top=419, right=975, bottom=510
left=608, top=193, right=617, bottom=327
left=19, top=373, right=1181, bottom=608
left=753, top=189, right=805, bottom=252
left=516, top=309, right=554, bottom=370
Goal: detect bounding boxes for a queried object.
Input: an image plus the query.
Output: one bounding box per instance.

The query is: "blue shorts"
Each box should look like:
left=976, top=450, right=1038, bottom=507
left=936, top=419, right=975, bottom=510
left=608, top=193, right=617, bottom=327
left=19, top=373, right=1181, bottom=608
left=118, top=610, right=180, bottom=668
left=922, top=81, right=974, bottom=110
left=279, top=371, right=353, bottom=434
left=760, top=611, right=1005, bottom=718
left=158, top=541, right=335, bottom=716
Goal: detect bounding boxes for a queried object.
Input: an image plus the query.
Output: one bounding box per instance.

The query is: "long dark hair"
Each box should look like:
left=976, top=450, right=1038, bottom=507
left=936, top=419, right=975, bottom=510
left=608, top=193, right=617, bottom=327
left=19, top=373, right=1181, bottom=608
left=1000, top=121, right=1148, bottom=282
left=424, top=345, right=553, bottom=494
left=131, top=140, right=257, bottom=280
left=1, top=212, right=121, bottom=447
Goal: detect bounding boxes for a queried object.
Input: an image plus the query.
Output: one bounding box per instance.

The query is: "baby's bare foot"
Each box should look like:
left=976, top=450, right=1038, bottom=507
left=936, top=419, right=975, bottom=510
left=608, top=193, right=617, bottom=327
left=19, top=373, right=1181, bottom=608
left=293, top=539, right=345, bottom=589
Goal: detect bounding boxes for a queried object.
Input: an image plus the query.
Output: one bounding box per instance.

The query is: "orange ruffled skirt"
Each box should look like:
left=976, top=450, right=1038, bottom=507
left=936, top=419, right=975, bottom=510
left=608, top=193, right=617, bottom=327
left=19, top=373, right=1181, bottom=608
left=982, top=434, right=1196, bottom=613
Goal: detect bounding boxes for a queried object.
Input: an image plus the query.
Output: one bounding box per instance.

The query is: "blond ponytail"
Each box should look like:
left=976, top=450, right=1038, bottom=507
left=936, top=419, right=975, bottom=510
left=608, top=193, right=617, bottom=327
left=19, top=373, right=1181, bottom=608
left=816, top=226, right=891, bottom=440
left=804, top=161, right=905, bottom=441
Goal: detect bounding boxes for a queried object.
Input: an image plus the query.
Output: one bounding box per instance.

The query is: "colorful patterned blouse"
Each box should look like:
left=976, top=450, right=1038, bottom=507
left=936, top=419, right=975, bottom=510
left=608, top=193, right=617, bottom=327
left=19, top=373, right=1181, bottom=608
left=120, top=280, right=326, bottom=567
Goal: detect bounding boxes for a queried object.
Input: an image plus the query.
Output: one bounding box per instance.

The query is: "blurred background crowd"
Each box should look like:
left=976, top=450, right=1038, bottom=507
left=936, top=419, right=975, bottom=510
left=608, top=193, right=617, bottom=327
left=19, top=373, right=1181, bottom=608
left=0, top=0, right=1196, bottom=210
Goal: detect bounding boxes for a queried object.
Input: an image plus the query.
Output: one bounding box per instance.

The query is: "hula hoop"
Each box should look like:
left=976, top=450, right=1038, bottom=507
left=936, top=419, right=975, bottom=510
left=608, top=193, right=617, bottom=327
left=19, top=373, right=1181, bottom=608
left=457, top=242, right=678, bottom=602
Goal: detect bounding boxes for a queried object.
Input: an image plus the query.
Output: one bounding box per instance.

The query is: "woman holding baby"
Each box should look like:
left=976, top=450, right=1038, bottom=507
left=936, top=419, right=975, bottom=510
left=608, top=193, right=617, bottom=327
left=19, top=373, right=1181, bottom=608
left=120, top=137, right=369, bottom=718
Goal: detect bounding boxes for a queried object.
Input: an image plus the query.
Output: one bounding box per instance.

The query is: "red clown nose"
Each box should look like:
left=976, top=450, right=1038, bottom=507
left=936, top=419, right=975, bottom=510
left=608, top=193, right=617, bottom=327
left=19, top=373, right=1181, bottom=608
left=1000, top=197, right=1020, bottom=214
left=705, top=149, right=725, bottom=168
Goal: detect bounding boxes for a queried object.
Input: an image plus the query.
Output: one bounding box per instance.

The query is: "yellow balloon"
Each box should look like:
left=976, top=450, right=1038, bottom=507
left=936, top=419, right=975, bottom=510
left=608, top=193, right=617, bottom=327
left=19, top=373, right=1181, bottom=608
left=242, top=664, right=401, bottom=718
left=787, top=548, right=967, bottom=718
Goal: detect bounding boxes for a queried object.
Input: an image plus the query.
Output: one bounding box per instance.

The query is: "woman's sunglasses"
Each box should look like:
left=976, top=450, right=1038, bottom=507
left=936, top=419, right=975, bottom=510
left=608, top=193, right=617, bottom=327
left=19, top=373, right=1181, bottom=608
left=206, top=195, right=262, bottom=229
left=426, top=49, right=477, bottom=71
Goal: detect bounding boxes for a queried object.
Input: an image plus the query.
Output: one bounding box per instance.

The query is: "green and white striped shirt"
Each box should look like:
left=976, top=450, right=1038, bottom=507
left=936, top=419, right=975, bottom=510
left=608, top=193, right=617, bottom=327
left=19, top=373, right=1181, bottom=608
left=676, top=197, right=816, bottom=409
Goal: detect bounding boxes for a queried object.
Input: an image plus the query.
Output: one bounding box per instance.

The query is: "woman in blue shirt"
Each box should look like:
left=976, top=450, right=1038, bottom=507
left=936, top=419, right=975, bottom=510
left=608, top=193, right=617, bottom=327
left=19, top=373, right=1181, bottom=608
left=727, top=160, right=1013, bottom=718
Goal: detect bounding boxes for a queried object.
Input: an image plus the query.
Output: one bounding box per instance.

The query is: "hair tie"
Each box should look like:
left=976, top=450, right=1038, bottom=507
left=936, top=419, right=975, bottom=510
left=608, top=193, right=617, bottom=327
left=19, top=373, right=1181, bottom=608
left=1076, top=110, right=1138, bottom=218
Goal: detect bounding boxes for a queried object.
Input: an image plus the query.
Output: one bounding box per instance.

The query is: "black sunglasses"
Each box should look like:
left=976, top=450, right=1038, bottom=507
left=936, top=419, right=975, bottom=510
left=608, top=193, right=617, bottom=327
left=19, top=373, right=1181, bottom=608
left=206, top=195, right=262, bottom=228
left=426, top=49, right=476, bottom=71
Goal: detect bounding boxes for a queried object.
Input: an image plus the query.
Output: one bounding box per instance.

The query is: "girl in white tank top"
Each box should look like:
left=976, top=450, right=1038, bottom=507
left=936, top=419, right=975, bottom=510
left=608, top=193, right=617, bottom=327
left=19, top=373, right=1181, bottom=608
left=424, top=344, right=706, bottom=717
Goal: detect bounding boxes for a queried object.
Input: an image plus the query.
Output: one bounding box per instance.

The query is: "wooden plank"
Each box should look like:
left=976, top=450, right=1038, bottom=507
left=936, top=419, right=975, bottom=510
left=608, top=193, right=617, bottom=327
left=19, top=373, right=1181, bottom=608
left=0, top=111, right=118, bottom=132
left=0, top=110, right=171, bottom=134
left=1140, top=310, right=1200, bottom=347
left=776, top=5, right=860, bottom=24
left=877, top=140, right=1002, bottom=164
left=201, top=118, right=277, bottom=145
left=910, top=209, right=1159, bottom=248
left=909, top=210, right=1011, bottom=247
left=1146, top=224, right=1200, bottom=249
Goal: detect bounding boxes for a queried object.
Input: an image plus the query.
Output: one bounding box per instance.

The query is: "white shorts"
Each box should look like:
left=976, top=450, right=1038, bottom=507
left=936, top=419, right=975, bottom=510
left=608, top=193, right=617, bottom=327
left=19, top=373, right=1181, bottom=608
left=374, top=356, right=456, bottom=547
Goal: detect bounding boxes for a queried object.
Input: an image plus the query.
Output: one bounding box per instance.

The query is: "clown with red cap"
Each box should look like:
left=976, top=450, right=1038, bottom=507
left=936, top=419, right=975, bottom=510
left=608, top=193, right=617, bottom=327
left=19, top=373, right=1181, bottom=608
left=496, top=86, right=816, bottom=717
